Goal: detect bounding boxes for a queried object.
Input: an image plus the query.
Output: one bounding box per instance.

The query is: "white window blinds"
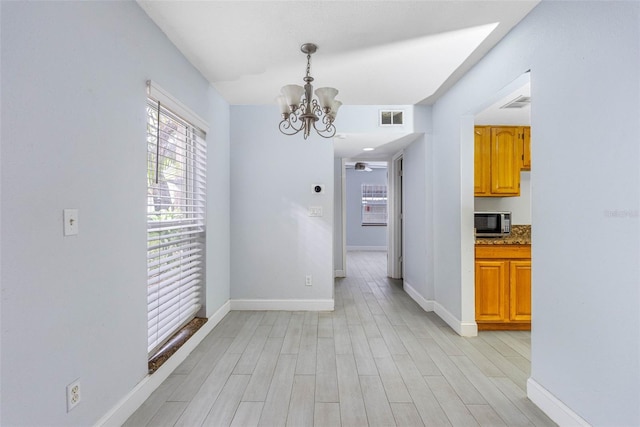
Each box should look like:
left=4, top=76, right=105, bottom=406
left=146, top=97, right=207, bottom=355
left=361, top=184, right=388, bottom=225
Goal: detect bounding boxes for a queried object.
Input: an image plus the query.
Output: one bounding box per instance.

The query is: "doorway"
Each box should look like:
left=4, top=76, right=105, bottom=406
left=340, top=161, right=390, bottom=277
left=461, top=72, right=531, bottom=335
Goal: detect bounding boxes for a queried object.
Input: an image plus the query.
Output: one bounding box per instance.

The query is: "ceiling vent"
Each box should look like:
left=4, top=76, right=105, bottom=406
left=500, top=95, right=531, bottom=109
left=380, top=110, right=404, bottom=126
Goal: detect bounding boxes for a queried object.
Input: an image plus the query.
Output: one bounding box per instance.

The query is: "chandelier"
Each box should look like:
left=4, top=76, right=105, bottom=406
left=277, top=43, right=342, bottom=139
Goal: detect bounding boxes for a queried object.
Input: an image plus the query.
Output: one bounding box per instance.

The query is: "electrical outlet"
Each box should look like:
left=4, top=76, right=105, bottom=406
left=66, top=379, right=81, bottom=412
left=305, top=275, right=312, bottom=286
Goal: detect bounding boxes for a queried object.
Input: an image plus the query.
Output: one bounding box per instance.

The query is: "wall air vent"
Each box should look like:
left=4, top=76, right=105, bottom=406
left=500, top=95, right=531, bottom=109
left=380, top=110, right=404, bottom=126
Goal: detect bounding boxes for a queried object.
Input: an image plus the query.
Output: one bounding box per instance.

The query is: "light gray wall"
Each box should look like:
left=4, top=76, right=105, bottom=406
left=474, top=171, right=532, bottom=225
left=205, top=84, right=232, bottom=315
left=401, top=105, right=434, bottom=297
left=346, top=167, right=387, bottom=248
left=229, top=106, right=334, bottom=301
left=0, top=2, right=230, bottom=425
left=431, top=1, right=639, bottom=424
left=402, top=136, right=433, bottom=298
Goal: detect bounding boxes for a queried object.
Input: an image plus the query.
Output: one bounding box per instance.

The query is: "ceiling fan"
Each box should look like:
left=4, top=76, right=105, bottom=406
left=354, top=162, right=372, bottom=172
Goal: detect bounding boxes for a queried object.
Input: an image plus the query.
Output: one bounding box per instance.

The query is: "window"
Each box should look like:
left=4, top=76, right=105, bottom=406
left=146, top=93, right=207, bottom=355
left=361, top=184, right=388, bottom=225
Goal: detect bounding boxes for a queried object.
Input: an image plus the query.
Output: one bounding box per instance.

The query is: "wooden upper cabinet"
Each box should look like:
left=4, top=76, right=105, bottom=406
left=490, top=127, right=520, bottom=196
left=474, top=126, right=490, bottom=196
left=522, top=126, right=531, bottom=170
left=474, top=125, right=529, bottom=197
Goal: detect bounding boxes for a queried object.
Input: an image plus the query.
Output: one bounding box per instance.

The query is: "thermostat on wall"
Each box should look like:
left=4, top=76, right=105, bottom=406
left=313, top=184, right=324, bottom=194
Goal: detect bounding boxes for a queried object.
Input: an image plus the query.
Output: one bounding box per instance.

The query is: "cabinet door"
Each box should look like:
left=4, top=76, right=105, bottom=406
left=522, top=126, right=531, bottom=170
left=474, top=126, right=491, bottom=196
left=475, top=260, right=508, bottom=322
left=509, top=260, right=531, bottom=322
left=490, top=127, right=520, bottom=196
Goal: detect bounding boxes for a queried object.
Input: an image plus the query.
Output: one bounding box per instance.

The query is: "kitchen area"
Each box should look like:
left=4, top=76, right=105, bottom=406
left=473, top=79, right=532, bottom=330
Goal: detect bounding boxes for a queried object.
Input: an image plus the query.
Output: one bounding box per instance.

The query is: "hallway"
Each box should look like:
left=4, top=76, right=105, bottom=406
left=125, top=251, right=554, bottom=426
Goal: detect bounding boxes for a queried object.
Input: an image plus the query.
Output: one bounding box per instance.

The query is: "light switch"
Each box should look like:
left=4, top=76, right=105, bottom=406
left=308, top=206, right=323, bottom=217
left=63, top=209, right=79, bottom=236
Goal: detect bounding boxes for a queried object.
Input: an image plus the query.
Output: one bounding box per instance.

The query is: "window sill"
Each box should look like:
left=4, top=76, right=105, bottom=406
left=148, top=317, right=207, bottom=374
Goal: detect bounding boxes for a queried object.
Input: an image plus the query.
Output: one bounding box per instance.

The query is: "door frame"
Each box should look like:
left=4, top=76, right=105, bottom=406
left=387, top=152, right=404, bottom=279
left=462, top=71, right=531, bottom=333
left=339, top=158, right=397, bottom=278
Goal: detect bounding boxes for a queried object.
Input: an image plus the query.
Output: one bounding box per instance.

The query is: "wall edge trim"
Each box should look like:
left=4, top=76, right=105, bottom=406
left=527, top=378, right=591, bottom=427
left=94, top=300, right=231, bottom=427
left=335, top=270, right=346, bottom=278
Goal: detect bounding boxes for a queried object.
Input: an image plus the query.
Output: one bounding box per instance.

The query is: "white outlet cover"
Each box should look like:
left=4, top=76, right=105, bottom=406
left=66, top=379, right=81, bottom=412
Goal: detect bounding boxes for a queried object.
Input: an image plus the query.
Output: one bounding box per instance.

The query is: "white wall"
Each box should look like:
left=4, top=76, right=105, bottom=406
left=346, top=167, right=387, bottom=249
left=431, top=1, right=639, bottom=424
left=402, top=136, right=432, bottom=298
left=229, top=106, right=334, bottom=303
left=0, top=2, right=230, bottom=425
left=474, top=171, right=532, bottom=225
left=205, top=84, right=232, bottom=314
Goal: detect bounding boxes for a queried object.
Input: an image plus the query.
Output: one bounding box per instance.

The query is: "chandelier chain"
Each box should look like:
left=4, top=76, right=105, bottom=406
left=305, top=54, right=312, bottom=79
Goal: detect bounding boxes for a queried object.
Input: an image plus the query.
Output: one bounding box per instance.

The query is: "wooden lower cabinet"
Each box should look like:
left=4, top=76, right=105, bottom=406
left=475, top=245, right=531, bottom=330
left=509, top=260, right=531, bottom=322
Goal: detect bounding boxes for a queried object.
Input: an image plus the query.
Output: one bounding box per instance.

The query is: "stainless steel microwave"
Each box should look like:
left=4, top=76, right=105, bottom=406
left=474, top=211, right=511, bottom=237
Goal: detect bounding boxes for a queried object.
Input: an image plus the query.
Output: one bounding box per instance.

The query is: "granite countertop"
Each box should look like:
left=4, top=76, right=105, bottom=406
left=475, top=225, right=531, bottom=245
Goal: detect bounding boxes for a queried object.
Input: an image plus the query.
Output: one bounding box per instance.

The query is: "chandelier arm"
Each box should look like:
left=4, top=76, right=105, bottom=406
left=279, top=112, right=304, bottom=136
left=279, top=119, right=302, bottom=136
left=312, top=118, right=337, bottom=139
left=311, top=99, right=323, bottom=119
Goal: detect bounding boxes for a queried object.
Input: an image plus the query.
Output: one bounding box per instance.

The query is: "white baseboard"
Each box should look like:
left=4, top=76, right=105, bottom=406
left=527, top=378, right=590, bottom=427
left=95, top=300, right=231, bottom=427
left=403, top=281, right=434, bottom=312
left=403, top=281, right=477, bottom=337
left=335, top=270, right=346, bottom=278
left=346, top=246, right=387, bottom=251
left=434, top=301, right=478, bottom=337
left=230, top=299, right=334, bottom=311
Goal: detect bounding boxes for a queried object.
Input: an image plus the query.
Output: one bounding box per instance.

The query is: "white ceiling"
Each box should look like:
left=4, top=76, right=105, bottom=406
left=138, top=1, right=539, bottom=160
left=475, top=81, right=531, bottom=125
left=138, top=1, right=539, bottom=106
left=333, top=132, right=423, bottom=160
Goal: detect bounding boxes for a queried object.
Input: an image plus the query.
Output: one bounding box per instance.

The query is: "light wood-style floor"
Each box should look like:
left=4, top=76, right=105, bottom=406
left=125, top=251, right=555, bottom=427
